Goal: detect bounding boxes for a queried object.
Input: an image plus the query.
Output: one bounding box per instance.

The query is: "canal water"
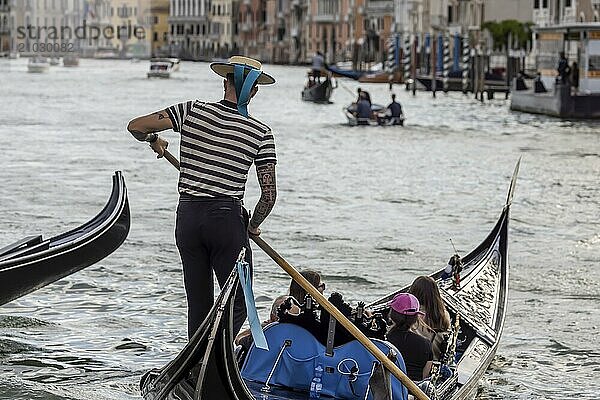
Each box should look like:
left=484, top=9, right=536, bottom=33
left=0, top=59, right=598, bottom=399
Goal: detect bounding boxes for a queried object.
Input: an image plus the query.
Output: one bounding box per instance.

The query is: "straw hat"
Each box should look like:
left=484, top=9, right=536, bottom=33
left=210, top=56, right=275, bottom=85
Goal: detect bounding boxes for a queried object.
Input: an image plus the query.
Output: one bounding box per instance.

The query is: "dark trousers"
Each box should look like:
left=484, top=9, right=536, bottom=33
left=175, top=196, right=252, bottom=339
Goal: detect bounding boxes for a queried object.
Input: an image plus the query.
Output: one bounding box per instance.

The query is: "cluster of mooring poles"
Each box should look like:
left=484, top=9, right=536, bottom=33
left=383, top=30, right=530, bottom=102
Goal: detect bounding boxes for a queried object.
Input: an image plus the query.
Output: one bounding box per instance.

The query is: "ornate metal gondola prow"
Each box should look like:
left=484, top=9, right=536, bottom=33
left=505, top=157, right=521, bottom=209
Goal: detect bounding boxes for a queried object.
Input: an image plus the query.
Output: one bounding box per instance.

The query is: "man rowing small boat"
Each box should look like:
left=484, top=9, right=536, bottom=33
left=127, top=56, right=278, bottom=339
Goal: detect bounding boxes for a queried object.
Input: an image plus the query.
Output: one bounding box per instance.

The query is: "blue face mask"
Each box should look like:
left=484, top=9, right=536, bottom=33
left=233, top=64, right=261, bottom=117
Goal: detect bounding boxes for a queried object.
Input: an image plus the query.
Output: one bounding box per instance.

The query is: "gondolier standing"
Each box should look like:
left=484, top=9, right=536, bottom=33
left=127, top=56, right=277, bottom=339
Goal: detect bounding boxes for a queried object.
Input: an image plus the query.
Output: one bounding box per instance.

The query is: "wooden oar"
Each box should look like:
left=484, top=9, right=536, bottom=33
left=159, top=149, right=430, bottom=400
left=162, top=149, right=180, bottom=170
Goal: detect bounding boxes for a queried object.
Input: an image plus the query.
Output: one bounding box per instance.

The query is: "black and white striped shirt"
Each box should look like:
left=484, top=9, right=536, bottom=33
left=165, top=99, right=277, bottom=199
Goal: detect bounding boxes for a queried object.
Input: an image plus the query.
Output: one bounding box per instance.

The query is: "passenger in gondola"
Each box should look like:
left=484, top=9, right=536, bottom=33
left=235, top=294, right=288, bottom=354
left=356, top=87, right=372, bottom=105
left=355, top=92, right=372, bottom=125
left=289, top=269, right=324, bottom=303
left=386, top=293, right=433, bottom=381
left=277, top=270, right=325, bottom=337
left=408, top=276, right=451, bottom=361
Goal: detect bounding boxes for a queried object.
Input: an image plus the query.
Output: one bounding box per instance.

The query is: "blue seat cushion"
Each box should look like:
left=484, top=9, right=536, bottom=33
left=241, top=323, right=408, bottom=400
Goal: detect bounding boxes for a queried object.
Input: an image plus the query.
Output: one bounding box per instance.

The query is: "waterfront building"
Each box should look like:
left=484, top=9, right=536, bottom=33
left=363, top=0, right=394, bottom=62
left=0, top=0, right=9, bottom=53
left=306, top=0, right=353, bottom=63
left=210, top=0, right=234, bottom=57
left=236, top=0, right=265, bottom=60
left=108, top=0, right=152, bottom=58
left=289, top=0, right=308, bottom=63
left=533, top=0, right=597, bottom=27
left=81, top=0, right=115, bottom=57
left=168, top=0, right=210, bottom=59
left=482, top=0, right=532, bottom=24
left=6, top=0, right=86, bottom=55
left=264, top=0, right=289, bottom=63
left=149, top=0, right=169, bottom=56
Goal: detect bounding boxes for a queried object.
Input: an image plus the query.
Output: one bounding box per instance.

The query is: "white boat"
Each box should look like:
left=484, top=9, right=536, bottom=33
left=94, top=47, right=119, bottom=59
left=147, top=58, right=180, bottom=78
left=49, top=57, right=60, bottom=66
left=27, top=57, right=49, bottom=73
left=8, top=52, right=20, bottom=59
left=169, top=58, right=181, bottom=72
left=63, top=55, right=80, bottom=67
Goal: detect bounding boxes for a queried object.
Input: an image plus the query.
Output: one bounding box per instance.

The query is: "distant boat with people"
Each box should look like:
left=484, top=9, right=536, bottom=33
left=301, top=71, right=335, bottom=103
left=63, top=55, right=80, bottom=67
left=147, top=58, right=181, bottom=78
left=27, top=56, right=49, bottom=73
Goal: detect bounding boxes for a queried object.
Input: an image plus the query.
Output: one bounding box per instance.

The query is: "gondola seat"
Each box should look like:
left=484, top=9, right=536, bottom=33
left=241, top=322, right=408, bottom=400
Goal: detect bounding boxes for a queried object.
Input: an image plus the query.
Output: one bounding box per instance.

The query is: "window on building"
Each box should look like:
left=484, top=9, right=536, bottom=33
left=534, top=0, right=539, bottom=9
left=565, top=0, right=571, bottom=7
left=153, top=32, right=158, bottom=41
left=448, top=5, right=453, bottom=22
left=542, top=0, right=548, bottom=8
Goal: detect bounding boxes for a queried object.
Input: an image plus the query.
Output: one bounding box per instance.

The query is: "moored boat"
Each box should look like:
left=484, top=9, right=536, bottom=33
left=0, top=172, right=130, bottom=306
left=510, top=23, right=600, bottom=119
left=147, top=58, right=180, bottom=78
left=359, top=70, right=403, bottom=84
left=49, top=57, right=60, bottom=66
left=27, top=56, right=49, bottom=73
left=301, top=72, right=335, bottom=103
left=327, top=65, right=365, bottom=80
left=63, top=55, right=80, bottom=67
left=140, top=161, right=519, bottom=400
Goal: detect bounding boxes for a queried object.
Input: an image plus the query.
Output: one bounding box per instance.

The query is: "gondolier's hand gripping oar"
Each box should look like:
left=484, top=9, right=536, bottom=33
left=159, top=150, right=431, bottom=400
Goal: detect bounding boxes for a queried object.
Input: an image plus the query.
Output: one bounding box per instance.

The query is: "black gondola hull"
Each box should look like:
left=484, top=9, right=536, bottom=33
left=0, top=172, right=130, bottom=306
left=142, top=161, right=519, bottom=400
left=302, top=79, right=333, bottom=103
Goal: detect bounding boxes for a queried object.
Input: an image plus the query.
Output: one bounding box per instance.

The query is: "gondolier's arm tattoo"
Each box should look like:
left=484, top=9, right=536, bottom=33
left=127, top=110, right=173, bottom=141
left=250, top=163, right=277, bottom=230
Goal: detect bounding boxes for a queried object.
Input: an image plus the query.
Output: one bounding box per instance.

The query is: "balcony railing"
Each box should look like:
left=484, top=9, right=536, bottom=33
left=314, top=13, right=338, bottom=22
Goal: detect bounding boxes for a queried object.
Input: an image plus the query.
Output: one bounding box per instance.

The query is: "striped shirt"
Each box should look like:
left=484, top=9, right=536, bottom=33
left=165, top=100, right=277, bottom=199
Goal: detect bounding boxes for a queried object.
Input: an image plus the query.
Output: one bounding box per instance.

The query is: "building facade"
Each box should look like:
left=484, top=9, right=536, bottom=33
left=483, top=0, right=532, bottom=23
left=533, top=0, right=597, bottom=27
left=109, top=0, right=151, bottom=57
left=0, top=0, right=10, bottom=53
left=149, top=0, right=169, bottom=56
left=169, top=0, right=210, bottom=59
left=210, top=0, right=234, bottom=57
